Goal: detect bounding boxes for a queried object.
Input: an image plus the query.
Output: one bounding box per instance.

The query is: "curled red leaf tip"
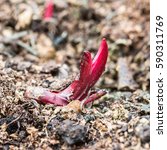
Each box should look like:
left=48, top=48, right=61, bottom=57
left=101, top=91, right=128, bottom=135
left=43, top=0, right=54, bottom=21
left=25, top=38, right=108, bottom=106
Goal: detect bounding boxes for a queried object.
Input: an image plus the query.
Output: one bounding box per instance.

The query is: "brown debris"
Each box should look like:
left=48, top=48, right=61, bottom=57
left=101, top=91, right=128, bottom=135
left=117, top=57, right=138, bottom=91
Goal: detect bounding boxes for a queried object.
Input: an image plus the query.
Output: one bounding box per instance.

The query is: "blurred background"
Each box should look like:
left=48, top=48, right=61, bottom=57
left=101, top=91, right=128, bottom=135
left=0, top=0, right=149, bottom=91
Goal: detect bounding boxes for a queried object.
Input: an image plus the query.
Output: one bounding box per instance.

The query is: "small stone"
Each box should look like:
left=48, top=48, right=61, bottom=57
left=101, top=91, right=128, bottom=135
left=57, top=120, right=87, bottom=145
left=136, top=125, right=150, bottom=144
left=17, top=61, right=32, bottom=71
left=16, top=8, right=33, bottom=29
left=36, top=34, right=55, bottom=59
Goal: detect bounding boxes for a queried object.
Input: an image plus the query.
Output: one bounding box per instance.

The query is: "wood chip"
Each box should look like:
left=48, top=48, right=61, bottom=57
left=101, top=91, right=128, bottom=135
left=117, top=57, right=138, bottom=91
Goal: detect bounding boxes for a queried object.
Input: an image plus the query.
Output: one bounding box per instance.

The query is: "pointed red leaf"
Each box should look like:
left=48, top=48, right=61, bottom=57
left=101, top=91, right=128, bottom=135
left=79, top=38, right=108, bottom=100
left=25, top=87, right=68, bottom=106
left=83, top=90, right=107, bottom=105
left=59, top=51, right=92, bottom=100
left=91, top=38, right=108, bottom=87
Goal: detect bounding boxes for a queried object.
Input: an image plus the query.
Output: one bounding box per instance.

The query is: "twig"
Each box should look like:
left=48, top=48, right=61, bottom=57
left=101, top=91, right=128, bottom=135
left=7, top=113, right=22, bottom=127
left=17, top=40, right=38, bottom=56
left=0, top=31, right=28, bottom=43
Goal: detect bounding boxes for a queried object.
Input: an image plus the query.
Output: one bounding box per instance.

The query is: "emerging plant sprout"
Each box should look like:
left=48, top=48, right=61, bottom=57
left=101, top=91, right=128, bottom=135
left=43, top=0, right=54, bottom=21
left=25, top=38, right=108, bottom=106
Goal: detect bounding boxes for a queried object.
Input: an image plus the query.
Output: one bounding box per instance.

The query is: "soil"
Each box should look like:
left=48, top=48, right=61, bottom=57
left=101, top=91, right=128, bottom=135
left=0, top=0, right=150, bottom=149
